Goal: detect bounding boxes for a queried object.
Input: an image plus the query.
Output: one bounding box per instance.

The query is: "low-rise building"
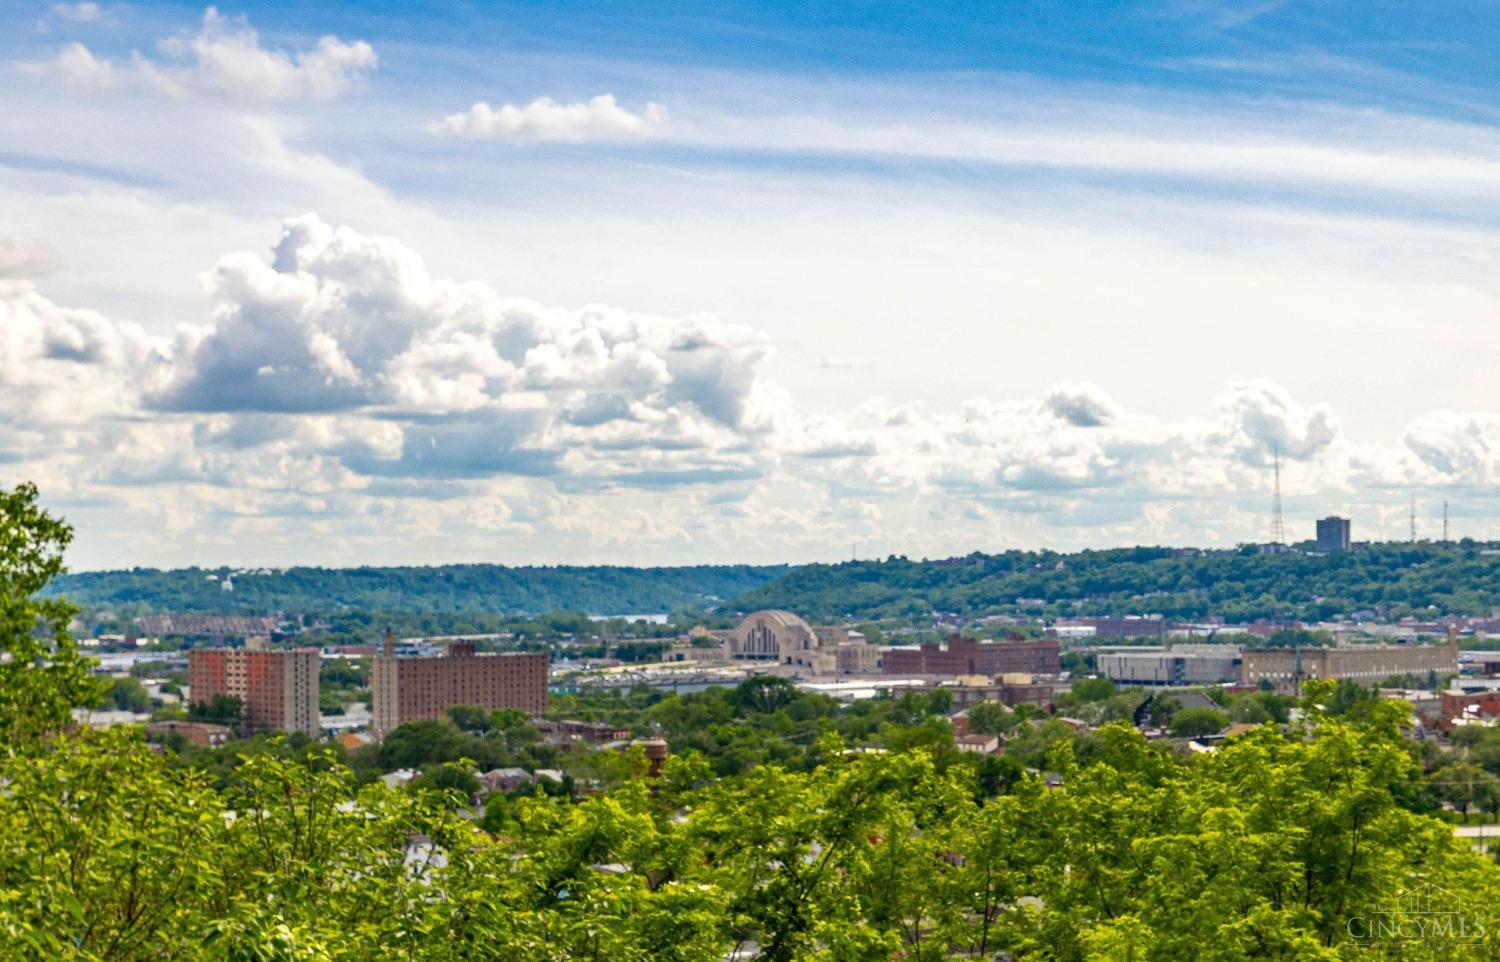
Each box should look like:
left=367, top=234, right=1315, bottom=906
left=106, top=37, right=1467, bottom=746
left=955, top=733, right=1001, bottom=754
left=479, top=767, right=534, bottom=795
left=883, top=633, right=1060, bottom=677
left=1241, top=642, right=1457, bottom=693
left=1097, top=645, right=1242, bottom=686
left=146, top=719, right=233, bottom=748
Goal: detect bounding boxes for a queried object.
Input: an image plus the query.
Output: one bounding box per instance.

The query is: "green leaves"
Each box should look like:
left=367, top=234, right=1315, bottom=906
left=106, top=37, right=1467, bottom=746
left=0, top=481, right=103, bottom=748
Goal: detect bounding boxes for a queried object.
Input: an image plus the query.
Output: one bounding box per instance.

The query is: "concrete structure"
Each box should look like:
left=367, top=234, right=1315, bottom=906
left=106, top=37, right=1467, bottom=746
left=883, top=633, right=1060, bottom=677
left=1316, top=516, right=1352, bottom=553
left=188, top=642, right=319, bottom=735
left=1241, top=642, right=1456, bottom=693
left=371, top=634, right=547, bottom=735
left=727, top=610, right=882, bottom=674
left=1097, top=645, right=1242, bottom=686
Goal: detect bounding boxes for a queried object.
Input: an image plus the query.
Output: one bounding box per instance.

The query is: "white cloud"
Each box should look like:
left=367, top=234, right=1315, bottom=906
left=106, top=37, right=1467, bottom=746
left=1043, top=384, right=1120, bottom=427
left=23, top=41, right=116, bottom=90
left=53, top=3, right=101, bottom=22
left=21, top=7, right=376, bottom=100
left=429, top=94, right=666, bottom=142
left=0, top=239, right=62, bottom=280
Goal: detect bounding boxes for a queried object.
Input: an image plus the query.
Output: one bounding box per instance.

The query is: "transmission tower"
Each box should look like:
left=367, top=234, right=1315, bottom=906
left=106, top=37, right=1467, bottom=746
left=1443, top=500, right=1450, bottom=545
left=1270, top=444, right=1286, bottom=545
left=1409, top=495, right=1417, bottom=542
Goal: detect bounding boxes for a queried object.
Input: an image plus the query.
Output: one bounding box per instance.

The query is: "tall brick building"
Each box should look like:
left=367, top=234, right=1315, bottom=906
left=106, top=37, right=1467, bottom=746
left=188, top=642, right=319, bottom=735
left=371, top=635, right=547, bottom=735
left=883, top=633, right=1060, bottom=677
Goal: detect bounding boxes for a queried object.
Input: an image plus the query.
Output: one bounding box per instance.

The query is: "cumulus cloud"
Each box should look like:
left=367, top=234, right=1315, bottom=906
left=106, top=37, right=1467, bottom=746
left=8, top=215, right=1500, bottom=563
left=1042, top=383, right=1120, bottom=427
left=1218, top=379, right=1338, bottom=461
left=21, top=7, right=376, bottom=99
left=0, top=277, right=166, bottom=430
left=429, top=94, right=666, bottom=142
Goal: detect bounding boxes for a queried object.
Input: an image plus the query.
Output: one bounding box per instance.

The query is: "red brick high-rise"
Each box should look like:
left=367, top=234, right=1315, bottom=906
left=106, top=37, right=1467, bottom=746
left=371, top=633, right=547, bottom=735
left=188, top=642, right=320, bottom=735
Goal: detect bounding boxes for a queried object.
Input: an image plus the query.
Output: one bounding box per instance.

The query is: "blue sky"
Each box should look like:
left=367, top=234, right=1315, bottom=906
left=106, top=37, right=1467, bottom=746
left=5, top=0, right=1500, bottom=568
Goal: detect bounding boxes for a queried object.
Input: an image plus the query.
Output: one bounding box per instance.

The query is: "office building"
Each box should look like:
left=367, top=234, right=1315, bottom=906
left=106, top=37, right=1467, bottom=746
left=371, top=635, right=547, bottom=735
left=188, top=640, right=319, bottom=735
left=1316, top=516, right=1351, bottom=552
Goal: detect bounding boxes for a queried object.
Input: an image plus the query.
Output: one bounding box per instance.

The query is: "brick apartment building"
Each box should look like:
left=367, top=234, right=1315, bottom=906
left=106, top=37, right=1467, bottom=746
left=188, top=641, right=319, bottom=735
left=883, top=633, right=1061, bottom=677
left=371, top=636, right=547, bottom=735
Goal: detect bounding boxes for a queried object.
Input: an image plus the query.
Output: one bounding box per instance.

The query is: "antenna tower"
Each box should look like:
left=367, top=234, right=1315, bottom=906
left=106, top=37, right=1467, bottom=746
left=1270, top=444, right=1286, bottom=545
left=1409, top=495, right=1417, bottom=542
left=1444, top=501, right=1450, bottom=545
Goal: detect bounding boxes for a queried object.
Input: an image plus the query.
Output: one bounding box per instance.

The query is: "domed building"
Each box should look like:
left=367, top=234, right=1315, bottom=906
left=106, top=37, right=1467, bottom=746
left=730, top=609, right=819, bottom=663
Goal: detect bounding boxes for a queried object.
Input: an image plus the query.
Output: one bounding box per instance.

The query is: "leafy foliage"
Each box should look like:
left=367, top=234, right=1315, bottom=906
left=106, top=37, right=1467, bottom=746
left=49, top=563, right=787, bottom=617
left=732, top=543, right=1500, bottom=621
left=0, top=482, right=102, bottom=747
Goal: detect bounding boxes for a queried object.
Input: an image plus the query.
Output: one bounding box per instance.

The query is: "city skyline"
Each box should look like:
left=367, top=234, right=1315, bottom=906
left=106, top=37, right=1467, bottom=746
left=6, top=3, right=1500, bottom=568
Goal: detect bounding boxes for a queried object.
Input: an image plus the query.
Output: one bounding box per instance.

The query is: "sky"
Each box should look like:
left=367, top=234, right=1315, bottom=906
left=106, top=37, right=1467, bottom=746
left=5, top=1, right=1500, bottom=569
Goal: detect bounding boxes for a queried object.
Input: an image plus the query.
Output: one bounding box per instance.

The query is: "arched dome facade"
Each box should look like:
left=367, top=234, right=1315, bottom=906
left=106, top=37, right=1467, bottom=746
left=730, top=609, right=818, bottom=662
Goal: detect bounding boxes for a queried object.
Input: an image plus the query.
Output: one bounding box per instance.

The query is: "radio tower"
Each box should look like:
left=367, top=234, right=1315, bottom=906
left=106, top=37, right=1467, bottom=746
left=1443, top=500, right=1450, bottom=545
left=1270, top=444, right=1286, bottom=546
left=1409, top=495, right=1417, bottom=542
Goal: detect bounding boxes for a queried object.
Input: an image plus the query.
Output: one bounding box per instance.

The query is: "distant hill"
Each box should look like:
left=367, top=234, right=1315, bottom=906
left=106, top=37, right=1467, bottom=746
left=726, top=543, right=1500, bottom=622
left=49, top=564, right=789, bottom=616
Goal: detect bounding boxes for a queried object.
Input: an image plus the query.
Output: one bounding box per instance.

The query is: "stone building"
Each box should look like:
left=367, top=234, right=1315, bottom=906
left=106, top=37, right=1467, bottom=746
left=727, top=610, right=882, bottom=674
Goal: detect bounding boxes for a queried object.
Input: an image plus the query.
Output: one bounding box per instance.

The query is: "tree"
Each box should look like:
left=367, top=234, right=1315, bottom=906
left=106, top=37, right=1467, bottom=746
left=1147, top=694, right=1182, bottom=729
left=101, top=676, right=151, bottom=713
left=1071, top=677, right=1117, bottom=702
left=446, top=703, right=492, bottom=733
left=1171, top=707, right=1228, bottom=738
left=410, top=761, right=481, bottom=803
left=732, top=675, right=797, bottom=715
left=0, top=482, right=102, bottom=748
left=967, top=700, right=1012, bottom=735
left=189, top=693, right=243, bottom=726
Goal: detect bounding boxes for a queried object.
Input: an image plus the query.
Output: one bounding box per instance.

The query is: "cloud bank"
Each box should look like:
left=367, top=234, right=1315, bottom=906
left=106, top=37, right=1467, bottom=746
left=3, top=217, right=1497, bottom=565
